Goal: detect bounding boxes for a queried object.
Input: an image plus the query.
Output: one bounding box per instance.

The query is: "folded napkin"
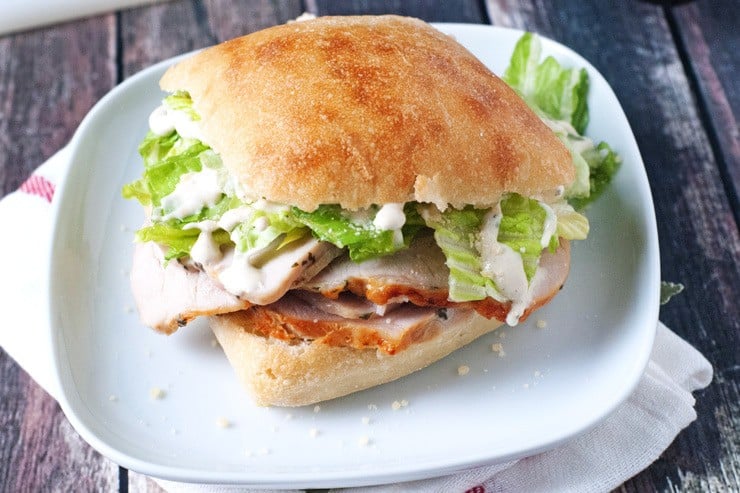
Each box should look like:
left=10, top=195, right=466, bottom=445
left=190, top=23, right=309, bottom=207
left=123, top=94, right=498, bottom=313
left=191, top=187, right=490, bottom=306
left=0, top=148, right=713, bottom=493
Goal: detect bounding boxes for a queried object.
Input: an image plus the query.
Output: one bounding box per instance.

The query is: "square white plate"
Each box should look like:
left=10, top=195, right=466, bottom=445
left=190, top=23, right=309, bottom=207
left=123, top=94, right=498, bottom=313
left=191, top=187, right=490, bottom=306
left=47, top=24, right=660, bottom=488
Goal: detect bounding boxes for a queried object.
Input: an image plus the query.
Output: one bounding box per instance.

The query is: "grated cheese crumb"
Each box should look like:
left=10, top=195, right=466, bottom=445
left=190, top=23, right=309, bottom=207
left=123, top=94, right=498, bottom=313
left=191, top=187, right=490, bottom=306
left=149, top=387, right=166, bottom=400
left=536, top=319, right=547, bottom=329
left=313, top=405, right=321, bottom=413
left=491, top=343, right=506, bottom=358
left=216, top=417, right=231, bottom=429
left=367, top=404, right=378, bottom=411
left=358, top=436, right=371, bottom=447
left=108, top=395, right=118, bottom=402
left=457, top=365, right=470, bottom=376
left=391, top=400, right=402, bottom=411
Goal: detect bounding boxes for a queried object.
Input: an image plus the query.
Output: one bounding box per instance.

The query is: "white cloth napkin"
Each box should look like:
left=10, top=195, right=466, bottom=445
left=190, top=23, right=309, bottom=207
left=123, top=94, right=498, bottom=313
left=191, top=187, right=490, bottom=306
left=0, top=147, right=713, bottom=493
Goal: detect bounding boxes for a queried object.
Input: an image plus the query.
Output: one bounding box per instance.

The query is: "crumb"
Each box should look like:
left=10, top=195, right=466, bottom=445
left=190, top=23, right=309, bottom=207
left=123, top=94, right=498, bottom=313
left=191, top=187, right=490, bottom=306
left=358, top=436, right=371, bottom=447
left=534, top=370, right=542, bottom=378
left=290, top=12, right=317, bottom=23
left=309, top=427, right=319, bottom=438
left=491, top=343, right=506, bottom=358
left=216, top=417, right=231, bottom=429
left=210, top=338, right=219, bottom=348
left=391, top=400, right=402, bottom=411
left=108, top=395, right=117, bottom=402
left=536, top=319, right=547, bottom=329
left=367, top=404, right=378, bottom=411
left=499, top=331, right=506, bottom=339
left=523, top=383, right=530, bottom=389
left=313, top=405, right=321, bottom=413
left=401, top=399, right=409, bottom=407
left=483, top=368, right=489, bottom=373
left=149, top=387, right=165, bottom=400
left=457, top=365, right=470, bottom=376
left=285, top=413, right=293, bottom=420
left=361, top=416, right=370, bottom=425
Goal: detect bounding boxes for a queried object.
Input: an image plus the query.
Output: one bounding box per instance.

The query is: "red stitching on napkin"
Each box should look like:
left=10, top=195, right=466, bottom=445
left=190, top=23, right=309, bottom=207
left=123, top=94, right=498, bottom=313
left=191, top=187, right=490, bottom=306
left=464, top=486, right=485, bottom=493
left=19, top=174, right=55, bottom=202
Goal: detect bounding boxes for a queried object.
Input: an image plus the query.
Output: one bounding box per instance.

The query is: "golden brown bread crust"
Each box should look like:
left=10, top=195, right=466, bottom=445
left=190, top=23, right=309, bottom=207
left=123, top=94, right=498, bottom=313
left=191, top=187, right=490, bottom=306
left=160, top=15, right=573, bottom=211
left=209, top=308, right=502, bottom=407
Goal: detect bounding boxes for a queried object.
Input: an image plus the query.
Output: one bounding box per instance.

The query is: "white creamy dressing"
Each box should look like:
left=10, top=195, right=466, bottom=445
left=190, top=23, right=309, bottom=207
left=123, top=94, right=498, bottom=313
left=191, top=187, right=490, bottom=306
left=540, top=202, right=558, bottom=249
left=543, top=117, right=594, bottom=154
left=373, top=203, right=406, bottom=247
left=373, top=203, right=406, bottom=230
left=148, top=103, right=204, bottom=140
left=184, top=220, right=223, bottom=266
left=215, top=236, right=323, bottom=304
left=478, top=206, right=531, bottom=326
left=159, top=166, right=223, bottom=221
left=217, top=206, right=255, bottom=232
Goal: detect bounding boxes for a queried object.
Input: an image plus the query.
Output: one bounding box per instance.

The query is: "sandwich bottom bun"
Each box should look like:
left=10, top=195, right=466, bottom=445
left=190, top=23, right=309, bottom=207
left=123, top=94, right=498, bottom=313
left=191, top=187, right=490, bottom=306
left=209, top=309, right=503, bottom=407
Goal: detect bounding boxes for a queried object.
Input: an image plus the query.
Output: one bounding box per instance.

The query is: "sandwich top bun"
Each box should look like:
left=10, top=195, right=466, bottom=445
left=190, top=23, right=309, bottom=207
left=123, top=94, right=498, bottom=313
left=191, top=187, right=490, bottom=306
left=160, top=15, right=573, bottom=211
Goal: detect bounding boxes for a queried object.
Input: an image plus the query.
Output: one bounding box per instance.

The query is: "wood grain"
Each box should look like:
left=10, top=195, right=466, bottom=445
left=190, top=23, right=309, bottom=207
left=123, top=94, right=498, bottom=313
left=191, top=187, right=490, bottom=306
left=670, top=0, right=740, bottom=219
left=0, top=15, right=121, bottom=492
left=486, top=1, right=740, bottom=491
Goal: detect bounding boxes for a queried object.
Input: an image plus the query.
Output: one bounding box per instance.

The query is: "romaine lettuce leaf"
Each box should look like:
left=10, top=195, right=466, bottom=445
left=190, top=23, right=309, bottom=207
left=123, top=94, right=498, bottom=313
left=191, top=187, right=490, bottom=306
left=498, top=194, right=549, bottom=281
left=164, top=91, right=200, bottom=121
left=420, top=205, right=501, bottom=302
left=292, top=204, right=424, bottom=262
left=230, top=204, right=308, bottom=255
left=504, top=33, right=589, bottom=134
left=569, top=141, right=621, bottom=210
left=504, top=32, right=620, bottom=209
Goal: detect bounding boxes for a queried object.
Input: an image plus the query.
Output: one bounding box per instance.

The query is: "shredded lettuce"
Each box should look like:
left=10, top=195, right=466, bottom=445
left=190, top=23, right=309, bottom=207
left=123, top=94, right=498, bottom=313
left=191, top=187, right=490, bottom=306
left=498, top=194, right=551, bottom=281
left=504, top=32, right=620, bottom=209
left=163, top=91, right=200, bottom=121
left=292, top=204, right=424, bottom=262
left=230, top=204, right=308, bottom=255
left=421, top=205, right=501, bottom=302
left=504, top=32, right=589, bottom=134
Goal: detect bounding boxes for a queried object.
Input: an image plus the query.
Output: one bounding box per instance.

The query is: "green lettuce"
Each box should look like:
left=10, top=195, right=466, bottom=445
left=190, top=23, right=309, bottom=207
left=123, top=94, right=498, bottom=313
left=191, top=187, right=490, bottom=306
left=504, top=32, right=589, bottom=134
left=292, top=204, right=424, bottom=262
left=163, top=91, right=200, bottom=121
left=503, top=32, right=620, bottom=209
left=498, top=194, right=553, bottom=281
left=421, top=205, right=501, bottom=302
left=422, top=195, right=589, bottom=302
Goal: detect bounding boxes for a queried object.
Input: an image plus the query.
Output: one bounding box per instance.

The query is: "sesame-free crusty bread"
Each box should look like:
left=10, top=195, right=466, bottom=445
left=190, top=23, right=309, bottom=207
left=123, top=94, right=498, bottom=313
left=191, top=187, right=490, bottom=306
left=209, top=308, right=503, bottom=407
left=160, top=15, right=573, bottom=211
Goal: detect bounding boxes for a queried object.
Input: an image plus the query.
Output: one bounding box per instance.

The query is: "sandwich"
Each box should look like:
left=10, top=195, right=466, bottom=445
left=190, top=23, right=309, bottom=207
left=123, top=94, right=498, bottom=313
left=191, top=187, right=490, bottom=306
left=123, top=15, right=618, bottom=406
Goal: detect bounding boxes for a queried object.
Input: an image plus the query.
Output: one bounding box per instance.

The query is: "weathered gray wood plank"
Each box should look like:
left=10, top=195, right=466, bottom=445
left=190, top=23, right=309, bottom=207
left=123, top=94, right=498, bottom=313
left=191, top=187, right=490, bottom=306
left=0, top=15, right=121, bottom=492
left=670, top=0, right=740, bottom=219
left=312, top=0, right=488, bottom=23
left=485, top=1, right=740, bottom=491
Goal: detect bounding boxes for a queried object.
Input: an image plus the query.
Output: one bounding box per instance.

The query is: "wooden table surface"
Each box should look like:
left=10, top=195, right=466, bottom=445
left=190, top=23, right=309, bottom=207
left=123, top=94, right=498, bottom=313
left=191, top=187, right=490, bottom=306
left=1, top=1, right=737, bottom=491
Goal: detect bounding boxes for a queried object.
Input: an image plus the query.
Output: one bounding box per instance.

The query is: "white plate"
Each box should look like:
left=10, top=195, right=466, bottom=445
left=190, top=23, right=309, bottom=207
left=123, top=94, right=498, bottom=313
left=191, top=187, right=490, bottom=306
left=47, top=24, right=660, bottom=488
